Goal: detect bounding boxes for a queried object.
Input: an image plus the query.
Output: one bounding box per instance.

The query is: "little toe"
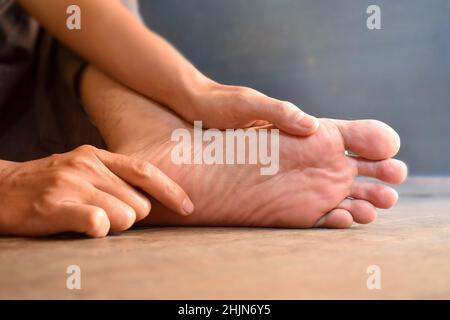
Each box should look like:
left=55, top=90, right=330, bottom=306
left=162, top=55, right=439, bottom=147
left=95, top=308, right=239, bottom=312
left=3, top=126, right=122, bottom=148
left=335, top=119, right=401, bottom=160
left=313, top=209, right=354, bottom=229
left=336, top=198, right=377, bottom=224
left=350, top=181, right=399, bottom=209
left=353, top=158, right=408, bottom=184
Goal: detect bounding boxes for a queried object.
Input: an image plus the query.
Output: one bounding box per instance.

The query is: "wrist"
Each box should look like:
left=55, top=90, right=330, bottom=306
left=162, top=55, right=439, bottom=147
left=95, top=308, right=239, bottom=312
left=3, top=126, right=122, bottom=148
left=169, top=72, right=220, bottom=122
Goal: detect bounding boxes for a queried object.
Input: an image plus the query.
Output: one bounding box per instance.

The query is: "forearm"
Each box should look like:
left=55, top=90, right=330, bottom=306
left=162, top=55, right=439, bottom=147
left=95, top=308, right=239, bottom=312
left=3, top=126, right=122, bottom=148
left=19, top=0, right=211, bottom=120
left=80, top=66, right=176, bottom=153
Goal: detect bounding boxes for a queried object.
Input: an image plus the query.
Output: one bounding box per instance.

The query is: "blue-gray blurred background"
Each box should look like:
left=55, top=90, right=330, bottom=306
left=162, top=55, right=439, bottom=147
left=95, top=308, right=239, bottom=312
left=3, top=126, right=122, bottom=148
left=140, top=0, right=450, bottom=175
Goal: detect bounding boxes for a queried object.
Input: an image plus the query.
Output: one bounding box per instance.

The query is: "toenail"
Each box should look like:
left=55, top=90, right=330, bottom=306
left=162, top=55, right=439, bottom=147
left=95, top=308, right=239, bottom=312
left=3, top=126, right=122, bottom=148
left=313, top=215, right=327, bottom=227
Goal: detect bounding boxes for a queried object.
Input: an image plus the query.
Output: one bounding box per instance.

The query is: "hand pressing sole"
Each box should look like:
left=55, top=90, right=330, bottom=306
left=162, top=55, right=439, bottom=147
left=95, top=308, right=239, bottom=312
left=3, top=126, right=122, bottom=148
left=83, top=69, right=408, bottom=229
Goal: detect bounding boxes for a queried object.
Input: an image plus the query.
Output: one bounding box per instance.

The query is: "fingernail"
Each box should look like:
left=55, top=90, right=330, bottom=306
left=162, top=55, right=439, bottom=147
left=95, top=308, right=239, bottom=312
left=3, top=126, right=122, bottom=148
left=295, top=112, right=319, bottom=131
left=182, top=198, right=194, bottom=215
left=313, top=215, right=326, bottom=228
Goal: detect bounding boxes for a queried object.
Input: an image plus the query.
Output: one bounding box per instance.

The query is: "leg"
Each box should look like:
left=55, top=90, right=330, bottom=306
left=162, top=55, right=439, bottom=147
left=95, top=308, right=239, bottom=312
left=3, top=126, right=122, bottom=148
left=81, top=67, right=407, bottom=228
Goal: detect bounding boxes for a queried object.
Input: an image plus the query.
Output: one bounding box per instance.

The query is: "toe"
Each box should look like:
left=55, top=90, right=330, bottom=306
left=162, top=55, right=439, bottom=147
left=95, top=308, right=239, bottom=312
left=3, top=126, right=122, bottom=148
left=313, top=209, right=354, bottom=228
left=353, top=158, right=408, bottom=184
left=335, top=119, right=401, bottom=160
left=337, top=198, right=377, bottom=224
left=350, top=181, right=399, bottom=209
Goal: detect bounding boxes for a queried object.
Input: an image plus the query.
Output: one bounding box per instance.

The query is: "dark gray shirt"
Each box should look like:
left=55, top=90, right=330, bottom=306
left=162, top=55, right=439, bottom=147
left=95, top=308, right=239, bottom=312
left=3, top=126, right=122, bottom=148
left=0, top=0, right=91, bottom=160
left=0, top=0, right=38, bottom=110
left=0, top=0, right=141, bottom=161
left=0, top=0, right=39, bottom=131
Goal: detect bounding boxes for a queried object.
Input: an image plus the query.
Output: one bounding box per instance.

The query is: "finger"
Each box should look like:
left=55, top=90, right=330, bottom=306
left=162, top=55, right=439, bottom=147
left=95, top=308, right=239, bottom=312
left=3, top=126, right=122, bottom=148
left=86, top=188, right=137, bottom=232
left=334, top=119, right=401, bottom=160
left=240, top=91, right=319, bottom=136
left=313, top=209, right=354, bottom=228
left=95, top=149, right=194, bottom=216
left=91, top=165, right=152, bottom=222
left=351, top=157, right=408, bottom=184
left=336, top=198, right=377, bottom=224
left=52, top=202, right=110, bottom=238
left=350, top=181, right=399, bottom=209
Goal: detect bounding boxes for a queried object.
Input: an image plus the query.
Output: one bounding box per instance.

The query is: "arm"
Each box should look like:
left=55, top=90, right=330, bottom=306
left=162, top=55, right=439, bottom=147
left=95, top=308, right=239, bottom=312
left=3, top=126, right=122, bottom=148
left=0, top=146, right=193, bottom=237
left=19, top=0, right=318, bottom=136
left=18, top=0, right=205, bottom=119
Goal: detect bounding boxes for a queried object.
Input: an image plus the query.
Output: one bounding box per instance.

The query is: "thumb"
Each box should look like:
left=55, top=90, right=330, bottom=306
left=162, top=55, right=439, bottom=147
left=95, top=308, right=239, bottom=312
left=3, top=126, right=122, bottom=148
left=243, top=93, right=319, bottom=136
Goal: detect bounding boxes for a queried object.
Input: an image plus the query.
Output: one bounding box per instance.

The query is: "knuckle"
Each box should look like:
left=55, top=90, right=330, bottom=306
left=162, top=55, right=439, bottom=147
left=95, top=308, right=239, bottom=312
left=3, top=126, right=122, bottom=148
left=67, top=157, right=93, bottom=171
left=233, top=87, right=253, bottom=103
left=76, top=144, right=97, bottom=154
left=47, top=153, right=63, bottom=167
left=133, top=161, right=153, bottom=179
left=65, top=154, right=97, bottom=172
left=165, top=181, right=179, bottom=199
left=273, top=99, right=286, bottom=109
left=272, top=100, right=290, bottom=116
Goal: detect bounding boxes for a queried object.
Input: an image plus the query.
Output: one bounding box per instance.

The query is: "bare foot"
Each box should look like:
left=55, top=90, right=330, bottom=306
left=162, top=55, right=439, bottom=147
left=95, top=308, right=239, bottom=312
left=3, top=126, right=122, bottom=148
left=82, top=70, right=408, bottom=229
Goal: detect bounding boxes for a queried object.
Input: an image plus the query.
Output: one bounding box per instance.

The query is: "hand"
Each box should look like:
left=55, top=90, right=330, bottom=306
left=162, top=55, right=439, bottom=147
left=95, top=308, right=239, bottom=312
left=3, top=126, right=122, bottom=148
left=0, top=145, right=194, bottom=237
left=179, top=82, right=319, bottom=136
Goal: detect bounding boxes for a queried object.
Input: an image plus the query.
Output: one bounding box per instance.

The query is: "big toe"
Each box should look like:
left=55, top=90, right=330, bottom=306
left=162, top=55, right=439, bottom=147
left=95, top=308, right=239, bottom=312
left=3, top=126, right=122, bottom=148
left=335, top=119, right=401, bottom=160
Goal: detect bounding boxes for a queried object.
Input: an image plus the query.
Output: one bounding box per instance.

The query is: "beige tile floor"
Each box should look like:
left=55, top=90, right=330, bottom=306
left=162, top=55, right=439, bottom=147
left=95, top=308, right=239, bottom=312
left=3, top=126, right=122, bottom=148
left=1, top=177, right=449, bottom=299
